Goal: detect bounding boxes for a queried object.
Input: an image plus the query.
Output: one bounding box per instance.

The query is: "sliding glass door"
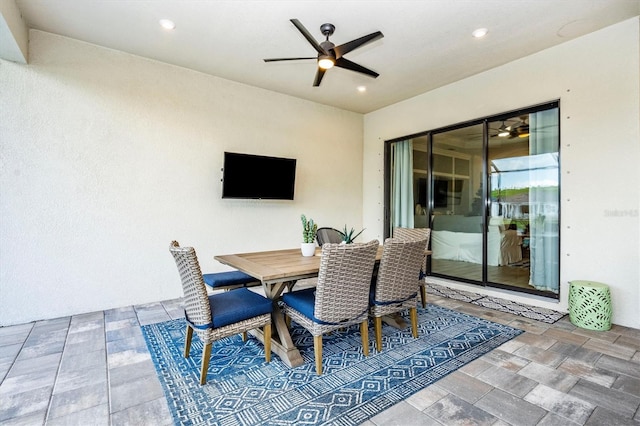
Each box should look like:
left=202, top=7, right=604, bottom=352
left=430, top=124, right=483, bottom=282
left=385, top=102, right=560, bottom=298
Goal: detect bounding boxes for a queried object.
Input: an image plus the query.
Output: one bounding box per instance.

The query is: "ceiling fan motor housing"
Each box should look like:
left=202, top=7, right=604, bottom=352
left=320, top=23, right=335, bottom=38
left=320, top=40, right=335, bottom=53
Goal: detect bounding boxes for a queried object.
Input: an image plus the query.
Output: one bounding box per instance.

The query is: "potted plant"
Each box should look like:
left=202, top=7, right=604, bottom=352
left=340, top=225, right=365, bottom=244
left=300, top=214, right=318, bottom=256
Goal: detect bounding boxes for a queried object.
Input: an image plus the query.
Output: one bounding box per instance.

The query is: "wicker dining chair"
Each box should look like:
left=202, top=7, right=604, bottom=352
left=315, top=227, right=344, bottom=246
left=370, top=237, right=428, bottom=352
left=281, top=239, right=379, bottom=375
left=169, top=241, right=272, bottom=385
left=393, top=227, right=431, bottom=308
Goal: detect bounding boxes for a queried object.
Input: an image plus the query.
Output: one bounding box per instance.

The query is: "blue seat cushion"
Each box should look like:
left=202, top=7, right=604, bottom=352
left=203, top=270, right=258, bottom=289
left=209, top=288, right=273, bottom=328
left=282, top=288, right=316, bottom=320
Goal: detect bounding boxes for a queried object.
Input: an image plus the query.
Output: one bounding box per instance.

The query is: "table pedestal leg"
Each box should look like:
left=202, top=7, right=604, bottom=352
left=249, top=284, right=304, bottom=368
left=382, top=313, right=408, bottom=329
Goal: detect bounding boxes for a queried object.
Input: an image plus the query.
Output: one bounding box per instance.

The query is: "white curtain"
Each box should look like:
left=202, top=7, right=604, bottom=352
left=391, top=140, right=414, bottom=229
left=529, top=110, right=560, bottom=293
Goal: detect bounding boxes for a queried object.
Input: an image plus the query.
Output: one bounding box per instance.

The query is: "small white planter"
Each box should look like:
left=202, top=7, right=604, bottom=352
left=300, top=242, right=316, bottom=257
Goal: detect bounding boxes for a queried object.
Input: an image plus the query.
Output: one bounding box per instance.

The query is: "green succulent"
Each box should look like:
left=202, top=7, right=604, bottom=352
left=340, top=225, right=365, bottom=244
left=301, top=214, right=318, bottom=243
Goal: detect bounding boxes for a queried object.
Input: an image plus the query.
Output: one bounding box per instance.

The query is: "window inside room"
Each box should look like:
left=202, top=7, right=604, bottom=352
left=384, top=102, right=560, bottom=298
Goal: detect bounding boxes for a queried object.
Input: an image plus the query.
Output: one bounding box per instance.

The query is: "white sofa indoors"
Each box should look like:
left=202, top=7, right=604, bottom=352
left=431, top=215, right=521, bottom=266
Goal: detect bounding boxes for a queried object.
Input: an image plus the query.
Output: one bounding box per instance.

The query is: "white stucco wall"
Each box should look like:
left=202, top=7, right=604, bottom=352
left=363, top=18, right=640, bottom=328
left=0, top=30, right=364, bottom=326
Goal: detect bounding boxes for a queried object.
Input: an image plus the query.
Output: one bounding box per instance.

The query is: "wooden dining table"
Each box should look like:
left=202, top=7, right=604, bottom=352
left=214, top=245, right=431, bottom=367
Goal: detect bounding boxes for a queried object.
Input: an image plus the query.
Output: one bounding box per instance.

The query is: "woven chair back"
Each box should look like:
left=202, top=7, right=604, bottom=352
left=169, top=241, right=213, bottom=328
left=314, top=239, right=379, bottom=324
left=373, top=237, right=428, bottom=304
left=393, top=227, right=431, bottom=245
left=316, top=227, right=344, bottom=246
left=393, top=227, right=431, bottom=272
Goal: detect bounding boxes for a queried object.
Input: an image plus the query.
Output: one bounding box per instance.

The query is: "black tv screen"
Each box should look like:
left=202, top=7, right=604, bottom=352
left=434, top=178, right=463, bottom=207
left=222, top=152, right=297, bottom=200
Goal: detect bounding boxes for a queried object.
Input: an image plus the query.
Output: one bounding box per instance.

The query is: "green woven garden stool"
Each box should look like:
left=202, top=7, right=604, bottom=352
left=568, top=280, right=612, bottom=331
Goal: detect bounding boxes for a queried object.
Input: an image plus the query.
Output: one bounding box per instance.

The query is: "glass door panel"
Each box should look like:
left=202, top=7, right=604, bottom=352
left=412, top=137, right=429, bottom=229
left=387, top=137, right=430, bottom=236
left=430, top=124, right=483, bottom=283
left=487, top=110, right=560, bottom=294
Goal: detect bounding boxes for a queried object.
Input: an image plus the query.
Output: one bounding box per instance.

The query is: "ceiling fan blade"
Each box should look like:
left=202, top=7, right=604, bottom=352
left=333, top=31, right=383, bottom=59
left=335, top=57, right=379, bottom=78
left=264, top=57, right=317, bottom=62
left=313, top=68, right=326, bottom=87
left=290, top=19, right=327, bottom=55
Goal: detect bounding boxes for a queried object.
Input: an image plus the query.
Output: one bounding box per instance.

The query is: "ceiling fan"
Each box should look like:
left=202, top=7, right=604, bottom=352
left=264, top=19, right=384, bottom=87
left=491, top=117, right=530, bottom=139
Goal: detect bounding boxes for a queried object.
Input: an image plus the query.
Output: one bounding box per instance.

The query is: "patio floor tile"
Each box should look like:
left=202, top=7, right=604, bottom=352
left=424, top=393, right=496, bottom=426
left=569, top=378, right=640, bottom=418
left=524, top=384, right=595, bottom=424
left=475, top=388, right=547, bottom=426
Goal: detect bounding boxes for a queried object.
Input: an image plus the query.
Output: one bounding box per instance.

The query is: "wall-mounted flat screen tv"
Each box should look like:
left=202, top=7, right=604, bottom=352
left=222, top=152, right=297, bottom=200
left=434, top=178, right=463, bottom=207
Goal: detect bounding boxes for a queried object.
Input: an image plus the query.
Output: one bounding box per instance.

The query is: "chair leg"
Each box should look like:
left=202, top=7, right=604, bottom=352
left=200, top=343, right=212, bottom=385
left=285, top=315, right=291, bottom=329
left=374, top=316, right=383, bottom=352
left=264, top=323, right=272, bottom=363
left=420, top=285, right=427, bottom=309
left=313, top=335, right=323, bottom=375
left=410, top=307, right=418, bottom=338
left=184, top=325, right=194, bottom=358
left=360, top=321, right=369, bottom=357
left=242, top=331, right=247, bottom=342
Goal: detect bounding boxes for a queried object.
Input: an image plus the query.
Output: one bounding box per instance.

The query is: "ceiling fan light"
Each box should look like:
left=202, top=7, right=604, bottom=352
left=496, top=121, right=510, bottom=137
left=318, top=56, right=335, bottom=70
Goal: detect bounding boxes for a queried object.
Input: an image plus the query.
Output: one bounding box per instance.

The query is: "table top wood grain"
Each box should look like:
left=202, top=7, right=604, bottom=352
left=215, top=246, right=431, bottom=284
left=214, top=246, right=384, bottom=283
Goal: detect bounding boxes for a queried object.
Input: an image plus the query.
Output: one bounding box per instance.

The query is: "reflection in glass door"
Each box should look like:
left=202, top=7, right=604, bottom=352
left=488, top=110, right=560, bottom=293
left=430, top=124, right=483, bottom=282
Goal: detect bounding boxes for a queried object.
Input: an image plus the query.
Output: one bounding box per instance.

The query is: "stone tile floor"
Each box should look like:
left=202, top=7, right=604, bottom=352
left=1, top=293, right=639, bottom=425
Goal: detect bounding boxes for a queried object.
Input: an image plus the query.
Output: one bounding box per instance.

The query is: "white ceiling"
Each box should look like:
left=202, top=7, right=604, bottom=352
left=4, top=0, right=639, bottom=114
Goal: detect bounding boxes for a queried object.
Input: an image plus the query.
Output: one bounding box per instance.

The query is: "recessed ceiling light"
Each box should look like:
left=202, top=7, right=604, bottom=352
left=357, top=86, right=367, bottom=93
left=159, top=19, right=176, bottom=30
left=472, top=28, right=488, bottom=38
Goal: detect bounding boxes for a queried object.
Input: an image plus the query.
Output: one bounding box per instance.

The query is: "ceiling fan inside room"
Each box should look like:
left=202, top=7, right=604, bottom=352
left=491, top=116, right=530, bottom=139
left=264, top=19, right=384, bottom=87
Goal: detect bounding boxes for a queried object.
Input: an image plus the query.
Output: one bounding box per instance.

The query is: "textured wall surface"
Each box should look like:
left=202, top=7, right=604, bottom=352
left=0, top=30, right=364, bottom=325
left=363, top=18, right=640, bottom=328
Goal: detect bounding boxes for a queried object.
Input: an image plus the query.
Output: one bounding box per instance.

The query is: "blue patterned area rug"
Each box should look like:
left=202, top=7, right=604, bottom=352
left=141, top=304, right=523, bottom=426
